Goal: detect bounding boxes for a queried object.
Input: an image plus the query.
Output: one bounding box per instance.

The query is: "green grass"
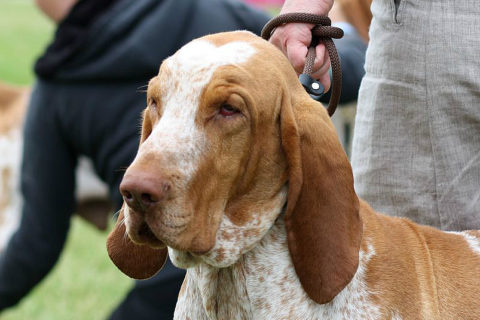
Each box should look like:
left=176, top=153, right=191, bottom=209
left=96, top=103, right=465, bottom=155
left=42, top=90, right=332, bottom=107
left=0, top=0, right=54, bottom=85
left=2, top=218, right=133, bottom=320
left=0, top=1, right=133, bottom=319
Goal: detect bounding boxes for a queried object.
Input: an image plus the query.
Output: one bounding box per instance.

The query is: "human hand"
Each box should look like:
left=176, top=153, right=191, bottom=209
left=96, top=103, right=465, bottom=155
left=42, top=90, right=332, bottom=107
left=269, top=0, right=334, bottom=92
left=35, top=0, right=78, bottom=23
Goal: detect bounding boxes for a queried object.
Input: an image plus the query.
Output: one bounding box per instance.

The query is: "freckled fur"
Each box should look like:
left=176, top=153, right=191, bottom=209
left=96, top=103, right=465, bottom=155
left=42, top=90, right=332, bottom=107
left=175, top=217, right=382, bottom=320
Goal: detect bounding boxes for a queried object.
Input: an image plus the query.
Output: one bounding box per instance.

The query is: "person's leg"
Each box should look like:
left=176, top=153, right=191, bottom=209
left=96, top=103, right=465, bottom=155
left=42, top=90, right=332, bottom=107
left=423, top=0, right=480, bottom=230
left=352, top=0, right=480, bottom=231
left=108, top=262, right=185, bottom=320
left=0, top=80, right=76, bottom=309
left=351, top=0, right=439, bottom=227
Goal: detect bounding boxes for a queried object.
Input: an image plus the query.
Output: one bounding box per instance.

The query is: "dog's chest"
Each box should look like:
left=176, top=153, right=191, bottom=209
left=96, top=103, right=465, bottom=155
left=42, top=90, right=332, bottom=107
left=175, top=220, right=382, bottom=320
left=175, top=263, right=252, bottom=320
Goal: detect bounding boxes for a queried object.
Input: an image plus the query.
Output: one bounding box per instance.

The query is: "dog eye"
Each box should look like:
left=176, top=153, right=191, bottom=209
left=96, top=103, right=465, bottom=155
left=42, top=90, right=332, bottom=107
left=219, top=104, right=239, bottom=117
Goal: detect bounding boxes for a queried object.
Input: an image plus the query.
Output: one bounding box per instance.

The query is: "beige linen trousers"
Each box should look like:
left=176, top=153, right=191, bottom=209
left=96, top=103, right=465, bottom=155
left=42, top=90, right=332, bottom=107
left=352, top=0, right=480, bottom=230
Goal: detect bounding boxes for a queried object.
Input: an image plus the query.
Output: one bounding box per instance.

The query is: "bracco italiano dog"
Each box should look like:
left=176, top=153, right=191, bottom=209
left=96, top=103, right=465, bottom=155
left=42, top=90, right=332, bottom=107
left=107, top=31, right=480, bottom=320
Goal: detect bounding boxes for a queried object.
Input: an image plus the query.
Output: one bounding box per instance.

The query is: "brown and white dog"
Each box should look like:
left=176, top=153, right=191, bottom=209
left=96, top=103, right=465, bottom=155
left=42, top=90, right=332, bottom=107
left=107, top=31, right=480, bottom=319
left=0, top=82, right=111, bottom=251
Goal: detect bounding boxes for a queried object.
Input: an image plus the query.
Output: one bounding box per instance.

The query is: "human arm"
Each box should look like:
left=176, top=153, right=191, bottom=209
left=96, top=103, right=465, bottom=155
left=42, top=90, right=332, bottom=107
left=0, top=83, right=75, bottom=311
left=35, top=0, right=78, bottom=22
left=0, top=220, right=71, bottom=310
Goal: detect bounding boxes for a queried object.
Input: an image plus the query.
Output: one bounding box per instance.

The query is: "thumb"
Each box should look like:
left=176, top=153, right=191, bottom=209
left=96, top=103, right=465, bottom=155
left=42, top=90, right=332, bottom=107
left=286, top=39, right=309, bottom=75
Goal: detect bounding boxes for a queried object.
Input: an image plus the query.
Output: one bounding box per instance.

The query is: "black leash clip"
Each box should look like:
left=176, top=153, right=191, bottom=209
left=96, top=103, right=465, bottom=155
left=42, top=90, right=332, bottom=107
left=299, top=73, right=324, bottom=102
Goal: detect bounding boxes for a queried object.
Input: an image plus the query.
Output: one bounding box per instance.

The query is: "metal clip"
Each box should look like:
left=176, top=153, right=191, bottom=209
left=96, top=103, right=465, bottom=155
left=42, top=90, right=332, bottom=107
left=299, top=74, right=324, bottom=102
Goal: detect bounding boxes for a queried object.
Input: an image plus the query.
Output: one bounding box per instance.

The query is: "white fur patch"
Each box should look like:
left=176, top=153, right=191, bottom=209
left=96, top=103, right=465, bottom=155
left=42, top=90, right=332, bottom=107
left=447, top=231, right=480, bottom=256
left=464, top=233, right=480, bottom=256
left=0, top=128, right=23, bottom=251
left=167, top=37, right=257, bottom=78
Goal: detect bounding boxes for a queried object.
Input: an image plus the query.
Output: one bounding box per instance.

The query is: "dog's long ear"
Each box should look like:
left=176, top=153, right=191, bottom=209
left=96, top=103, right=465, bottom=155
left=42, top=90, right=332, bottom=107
left=106, top=208, right=168, bottom=279
left=280, top=92, right=363, bottom=304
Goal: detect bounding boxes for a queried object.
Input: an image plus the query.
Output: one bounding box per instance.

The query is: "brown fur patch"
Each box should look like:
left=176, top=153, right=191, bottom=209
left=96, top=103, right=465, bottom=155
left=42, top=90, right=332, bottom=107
left=0, top=82, right=29, bottom=134
left=360, top=200, right=480, bottom=318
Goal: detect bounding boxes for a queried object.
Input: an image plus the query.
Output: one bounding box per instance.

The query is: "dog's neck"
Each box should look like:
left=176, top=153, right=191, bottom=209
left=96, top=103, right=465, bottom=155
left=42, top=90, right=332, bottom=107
left=174, top=217, right=379, bottom=320
left=175, top=259, right=252, bottom=320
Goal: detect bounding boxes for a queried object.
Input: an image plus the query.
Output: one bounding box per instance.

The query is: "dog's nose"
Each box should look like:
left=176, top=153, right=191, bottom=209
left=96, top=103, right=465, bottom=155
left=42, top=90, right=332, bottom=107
left=120, top=173, right=171, bottom=214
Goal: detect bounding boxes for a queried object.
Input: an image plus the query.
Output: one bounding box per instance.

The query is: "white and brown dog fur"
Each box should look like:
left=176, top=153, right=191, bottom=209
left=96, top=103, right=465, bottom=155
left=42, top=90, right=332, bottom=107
left=107, top=31, right=480, bottom=319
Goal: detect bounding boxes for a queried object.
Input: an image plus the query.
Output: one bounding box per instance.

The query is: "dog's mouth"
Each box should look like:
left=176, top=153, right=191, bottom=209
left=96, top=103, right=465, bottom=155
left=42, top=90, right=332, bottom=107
left=125, top=204, right=216, bottom=256
left=134, top=221, right=166, bottom=248
left=125, top=209, right=166, bottom=249
left=125, top=207, right=192, bottom=250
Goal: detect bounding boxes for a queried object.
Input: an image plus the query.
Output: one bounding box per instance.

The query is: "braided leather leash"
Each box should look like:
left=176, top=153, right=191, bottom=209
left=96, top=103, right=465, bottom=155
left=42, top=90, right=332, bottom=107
left=261, top=13, right=344, bottom=117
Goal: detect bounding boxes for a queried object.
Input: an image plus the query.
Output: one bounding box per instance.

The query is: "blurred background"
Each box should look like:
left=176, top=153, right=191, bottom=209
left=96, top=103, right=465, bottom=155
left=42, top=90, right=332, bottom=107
left=0, top=2, right=130, bottom=319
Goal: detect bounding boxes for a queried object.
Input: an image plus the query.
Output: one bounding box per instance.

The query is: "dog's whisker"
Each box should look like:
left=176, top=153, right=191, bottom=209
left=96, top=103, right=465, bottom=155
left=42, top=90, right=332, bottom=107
left=136, top=83, right=149, bottom=94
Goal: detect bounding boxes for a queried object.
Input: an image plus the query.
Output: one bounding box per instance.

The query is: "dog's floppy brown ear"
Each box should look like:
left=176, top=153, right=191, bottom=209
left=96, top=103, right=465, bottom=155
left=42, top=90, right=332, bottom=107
left=280, top=92, right=362, bottom=304
left=106, top=208, right=168, bottom=279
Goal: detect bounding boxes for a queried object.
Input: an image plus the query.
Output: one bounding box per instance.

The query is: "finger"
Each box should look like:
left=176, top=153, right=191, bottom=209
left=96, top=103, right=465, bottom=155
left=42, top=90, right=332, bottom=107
left=270, top=23, right=313, bottom=75
left=311, top=44, right=331, bottom=91
left=311, top=57, right=330, bottom=81
left=317, top=70, right=331, bottom=93
left=312, top=43, right=328, bottom=72
left=311, top=60, right=331, bottom=91
left=269, top=25, right=286, bottom=51
left=286, top=39, right=309, bottom=75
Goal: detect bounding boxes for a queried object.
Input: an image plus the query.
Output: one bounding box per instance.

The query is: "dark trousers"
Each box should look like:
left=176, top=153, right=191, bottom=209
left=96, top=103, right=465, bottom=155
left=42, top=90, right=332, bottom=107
left=109, top=262, right=185, bottom=319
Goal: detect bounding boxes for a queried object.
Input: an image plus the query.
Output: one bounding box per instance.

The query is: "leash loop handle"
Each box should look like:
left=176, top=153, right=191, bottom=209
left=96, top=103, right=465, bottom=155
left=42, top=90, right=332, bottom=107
left=261, top=13, right=344, bottom=117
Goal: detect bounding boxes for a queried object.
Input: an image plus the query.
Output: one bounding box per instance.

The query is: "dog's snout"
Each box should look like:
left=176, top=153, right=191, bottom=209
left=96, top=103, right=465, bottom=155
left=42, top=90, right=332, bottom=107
left=120, top=173, right=171, bottom=213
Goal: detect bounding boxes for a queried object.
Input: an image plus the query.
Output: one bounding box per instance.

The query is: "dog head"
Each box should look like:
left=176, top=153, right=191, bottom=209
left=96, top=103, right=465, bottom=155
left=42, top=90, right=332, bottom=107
left=107, top=31, right=362, bottom=304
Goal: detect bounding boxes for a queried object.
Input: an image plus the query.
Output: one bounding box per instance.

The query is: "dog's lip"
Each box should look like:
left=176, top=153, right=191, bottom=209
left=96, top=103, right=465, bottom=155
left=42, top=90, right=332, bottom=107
left=127, top=217, right=166, bottom=249
left=126, top=207, right=206, bottom=252
left=137, top=215, right=190, bottom=250
left=137, top=222, right=166, bottom=248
